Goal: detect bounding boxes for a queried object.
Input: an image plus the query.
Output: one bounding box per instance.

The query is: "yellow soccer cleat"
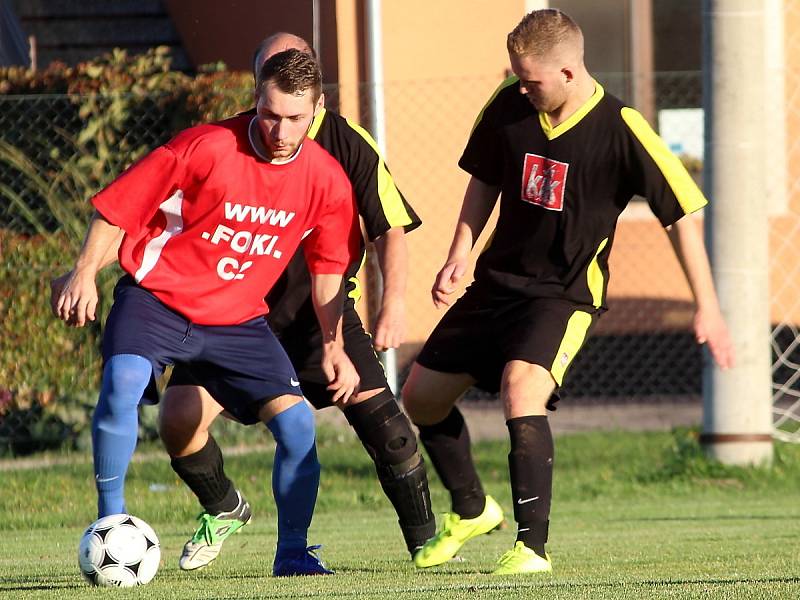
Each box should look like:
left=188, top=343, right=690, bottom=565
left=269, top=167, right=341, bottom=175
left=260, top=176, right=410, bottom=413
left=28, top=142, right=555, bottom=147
left=491, top=541, right=552, bottom=575
left=413, top=495, right=504, bottom=568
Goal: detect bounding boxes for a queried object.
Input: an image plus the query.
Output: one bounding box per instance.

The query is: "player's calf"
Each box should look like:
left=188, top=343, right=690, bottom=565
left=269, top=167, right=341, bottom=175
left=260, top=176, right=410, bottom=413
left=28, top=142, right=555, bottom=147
left=344, top=389, right=436, bottom=556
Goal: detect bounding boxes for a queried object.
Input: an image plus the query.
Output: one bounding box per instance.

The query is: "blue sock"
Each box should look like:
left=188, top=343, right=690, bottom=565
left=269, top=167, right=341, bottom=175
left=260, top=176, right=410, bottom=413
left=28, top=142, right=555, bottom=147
left=92, top=354, right=152, bottom=517
left=266, top=401, right=320, bottom=555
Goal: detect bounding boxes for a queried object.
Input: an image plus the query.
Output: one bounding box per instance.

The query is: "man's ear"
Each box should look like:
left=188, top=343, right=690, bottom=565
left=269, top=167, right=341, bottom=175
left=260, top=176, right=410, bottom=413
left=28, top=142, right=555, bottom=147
left=314, top=92, right=325, bottom=115
left=562, top=68, right=574, bottom=83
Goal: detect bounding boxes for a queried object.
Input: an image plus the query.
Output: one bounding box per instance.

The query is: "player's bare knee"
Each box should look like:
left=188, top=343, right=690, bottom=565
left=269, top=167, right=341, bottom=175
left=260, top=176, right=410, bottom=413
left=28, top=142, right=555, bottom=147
left=401, top=364, right=464, bottom=425
left=158, top=387, right=209, bottom=454
left=502, top=361, right=555, bottom=417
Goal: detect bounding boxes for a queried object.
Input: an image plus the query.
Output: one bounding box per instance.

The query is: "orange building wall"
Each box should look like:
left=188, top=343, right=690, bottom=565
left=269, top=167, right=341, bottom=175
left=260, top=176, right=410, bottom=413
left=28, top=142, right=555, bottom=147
left=369, top=0, right=528, bottom=348
left=161, top=1, right=799, bottom=360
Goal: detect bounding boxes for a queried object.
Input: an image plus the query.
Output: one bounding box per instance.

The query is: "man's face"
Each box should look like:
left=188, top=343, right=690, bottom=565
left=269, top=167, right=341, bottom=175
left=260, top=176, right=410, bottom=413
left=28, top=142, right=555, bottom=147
left=509, top=52, right=568, bottom=114
left=255, top=81, right=319, bottom=161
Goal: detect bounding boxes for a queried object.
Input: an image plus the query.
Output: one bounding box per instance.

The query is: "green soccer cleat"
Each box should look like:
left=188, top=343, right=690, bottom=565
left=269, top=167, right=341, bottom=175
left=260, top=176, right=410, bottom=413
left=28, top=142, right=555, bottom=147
left=179, top=490, right=252, bottom=571
left=492, top=541, right=552, bottom=575
left=413, top=495, right=504, bottom=568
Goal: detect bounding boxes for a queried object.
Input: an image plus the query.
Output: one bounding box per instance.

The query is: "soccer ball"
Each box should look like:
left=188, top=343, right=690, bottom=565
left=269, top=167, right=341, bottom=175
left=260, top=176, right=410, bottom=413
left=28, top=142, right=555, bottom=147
left=78, top=514, right=161, bottom=587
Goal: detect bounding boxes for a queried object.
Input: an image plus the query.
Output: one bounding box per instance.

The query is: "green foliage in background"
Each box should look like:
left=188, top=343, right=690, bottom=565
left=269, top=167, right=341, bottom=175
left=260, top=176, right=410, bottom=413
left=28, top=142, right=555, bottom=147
left=0, top=48, right=253, bottom=454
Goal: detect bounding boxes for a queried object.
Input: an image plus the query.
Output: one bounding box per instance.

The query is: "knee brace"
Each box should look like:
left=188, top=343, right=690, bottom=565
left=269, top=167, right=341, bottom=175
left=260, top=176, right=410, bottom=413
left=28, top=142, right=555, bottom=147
left=344, top=390, right=435, bottom=549
left=345, top=389, right=419, bottom=475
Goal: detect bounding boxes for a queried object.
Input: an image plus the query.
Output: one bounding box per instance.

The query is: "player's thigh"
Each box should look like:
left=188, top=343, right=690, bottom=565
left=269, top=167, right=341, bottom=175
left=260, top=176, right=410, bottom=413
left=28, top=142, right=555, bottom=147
left=256, top=393, right=306, bottom=424
left=103, top=277, right=202, bottom=399
left=284, top=300, right=389, bottom=410
left=159, top=384, right=225, bottom=455
left=194, top=319, right=303, bottom=425
left=501, top=298, right=598, bottom=415
left=501, top=360, right=557, bottom=419
left=402, top=363, right=475, bottom=425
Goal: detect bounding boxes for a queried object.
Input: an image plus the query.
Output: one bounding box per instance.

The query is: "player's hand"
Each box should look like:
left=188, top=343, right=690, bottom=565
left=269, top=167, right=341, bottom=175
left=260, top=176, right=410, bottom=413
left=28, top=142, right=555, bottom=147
left=54, top=269, right=99, bottom=327
left=49, top=270, right=73, bottom=318
left=431, top=258, right=468, bottom=309
left=694, top=307, right=735, bottom=370
left=321, top=343, right=360, bottom=404
left=372, top=300, right=406, bottom=351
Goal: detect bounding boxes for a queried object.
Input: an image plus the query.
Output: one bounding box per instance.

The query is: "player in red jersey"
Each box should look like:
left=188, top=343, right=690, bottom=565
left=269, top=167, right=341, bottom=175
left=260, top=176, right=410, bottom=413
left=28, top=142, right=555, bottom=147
left=55, top=49, right=358, bottom=576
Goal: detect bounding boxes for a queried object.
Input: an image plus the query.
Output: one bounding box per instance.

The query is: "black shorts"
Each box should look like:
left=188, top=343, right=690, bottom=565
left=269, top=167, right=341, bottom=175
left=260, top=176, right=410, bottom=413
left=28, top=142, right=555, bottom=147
left=416, top=282, right=600, bottom=396
left=169, top=296, right=388, bottom=410
left=104, top=276, right=301, bottom=424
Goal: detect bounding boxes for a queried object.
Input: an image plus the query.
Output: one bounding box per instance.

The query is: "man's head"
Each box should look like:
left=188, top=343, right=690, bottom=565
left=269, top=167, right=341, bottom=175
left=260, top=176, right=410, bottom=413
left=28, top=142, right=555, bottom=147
left=252, top=32, right=315, bottom=80
left=254, top=48, right=322, bottom=162
left=506, top=9, right=585, bottom=113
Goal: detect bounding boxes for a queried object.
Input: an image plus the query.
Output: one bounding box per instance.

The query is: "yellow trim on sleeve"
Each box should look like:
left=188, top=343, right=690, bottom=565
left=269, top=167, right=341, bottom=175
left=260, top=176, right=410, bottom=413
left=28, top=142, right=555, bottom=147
left=343, top=117, right=413, bottom=228
left=347, top=276, right=362, bottom=301
left=479, top=227, right=497, bottom=255
left=539, top=82, right=605, bottom=140
left=620, top=107, right=708, bottom=215
left=550, top=310, right=593, bottom=386
left=587, top=237, right=609, bottom=308
left=470, top=75, right=519, bottom=136
left=307, top=108, right=326, bottom=140
left=347, top=251, right=368, bottom=302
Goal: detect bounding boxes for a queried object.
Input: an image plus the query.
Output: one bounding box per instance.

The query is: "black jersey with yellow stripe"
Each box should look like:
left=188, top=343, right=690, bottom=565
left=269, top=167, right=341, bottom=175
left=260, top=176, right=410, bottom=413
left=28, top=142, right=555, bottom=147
left=460, top=77, right=706, bottom=309
left=261, top=107, right=421, bottom=332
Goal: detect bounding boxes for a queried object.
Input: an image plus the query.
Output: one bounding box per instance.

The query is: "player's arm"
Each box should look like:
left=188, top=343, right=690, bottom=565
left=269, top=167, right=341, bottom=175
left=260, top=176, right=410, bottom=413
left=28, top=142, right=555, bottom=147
left=371, top=226, right=408, bottom=351
left=331, top=115, right=420, bottom=348
left=619, top=106, right=735, bottom=370
left=310, top=272, right=360, bottom=403
left=666, top=216, right=735, bottom=370
left=50, top=232, right=122, bottom=318
left=432, top=176, right=500, bottom=308
left=55, top=211, right=123, bottom=327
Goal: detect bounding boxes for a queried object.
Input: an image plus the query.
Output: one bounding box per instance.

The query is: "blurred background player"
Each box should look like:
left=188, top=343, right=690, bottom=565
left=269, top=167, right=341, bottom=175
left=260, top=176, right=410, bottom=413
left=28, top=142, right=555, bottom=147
left=403, top=9, right=734, bottom=575
left=54, top=49, right=359, bottom=576
left=159, top=32, right=434, bottom=570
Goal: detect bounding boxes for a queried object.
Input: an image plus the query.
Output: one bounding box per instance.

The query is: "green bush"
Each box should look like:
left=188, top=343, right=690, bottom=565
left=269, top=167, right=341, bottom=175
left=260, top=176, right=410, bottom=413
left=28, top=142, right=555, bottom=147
left=0, top=48, right=253, bottom=454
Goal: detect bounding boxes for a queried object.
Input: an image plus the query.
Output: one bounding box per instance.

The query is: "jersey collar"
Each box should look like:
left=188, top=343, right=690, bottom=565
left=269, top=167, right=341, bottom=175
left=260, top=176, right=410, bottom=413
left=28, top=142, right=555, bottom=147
left=307, top=108, right=326, bottom=140
left=247, top=116, right=304, bottom=165
left=539, top=81, right=605, bottom=141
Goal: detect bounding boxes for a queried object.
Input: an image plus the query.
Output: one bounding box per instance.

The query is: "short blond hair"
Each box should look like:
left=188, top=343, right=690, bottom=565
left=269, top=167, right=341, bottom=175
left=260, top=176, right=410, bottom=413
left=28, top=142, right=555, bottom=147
left=507, top=9, right=583, bottom=61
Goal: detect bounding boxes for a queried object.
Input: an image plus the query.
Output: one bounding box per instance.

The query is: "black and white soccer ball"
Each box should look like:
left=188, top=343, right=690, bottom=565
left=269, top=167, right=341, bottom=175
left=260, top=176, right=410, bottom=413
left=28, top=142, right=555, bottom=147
left=78, top=514, right=161, bottom=587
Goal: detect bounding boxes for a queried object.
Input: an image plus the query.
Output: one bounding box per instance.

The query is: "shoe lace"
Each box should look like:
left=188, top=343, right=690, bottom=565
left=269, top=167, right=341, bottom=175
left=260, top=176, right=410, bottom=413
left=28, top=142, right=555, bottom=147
left=193, top=512, right=217, bottom=545
left=305, top=545, right=325, bottom=565
left=435, top=513, right=461, bottom=539
left=497, top=542, right=526, bottom=566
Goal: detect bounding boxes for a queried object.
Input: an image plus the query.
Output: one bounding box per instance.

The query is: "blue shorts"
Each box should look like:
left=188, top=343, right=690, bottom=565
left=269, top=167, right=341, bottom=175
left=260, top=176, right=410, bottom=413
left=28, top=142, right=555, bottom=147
left=102, top=276, right=302, bottom=424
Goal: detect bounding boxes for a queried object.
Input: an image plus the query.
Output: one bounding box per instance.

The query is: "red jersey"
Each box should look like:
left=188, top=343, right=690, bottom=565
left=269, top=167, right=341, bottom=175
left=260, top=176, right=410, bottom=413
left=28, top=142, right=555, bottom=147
left=92, top=115, right=360, bottom=325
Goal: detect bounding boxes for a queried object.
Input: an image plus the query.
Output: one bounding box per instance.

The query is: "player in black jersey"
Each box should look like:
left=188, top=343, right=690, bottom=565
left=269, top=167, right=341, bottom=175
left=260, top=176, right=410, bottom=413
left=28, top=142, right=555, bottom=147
left=159, top=33, right=434, bottom=570
left=404, top=9, right=734, bottom=575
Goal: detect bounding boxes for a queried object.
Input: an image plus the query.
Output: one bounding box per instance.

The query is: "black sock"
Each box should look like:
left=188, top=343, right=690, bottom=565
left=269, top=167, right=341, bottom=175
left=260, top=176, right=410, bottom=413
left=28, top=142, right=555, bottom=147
left=507, top=415, right=553, bottom=558
left=417, top=407, right=485, bottom=519
left=170, top=435, right=239, bottom=515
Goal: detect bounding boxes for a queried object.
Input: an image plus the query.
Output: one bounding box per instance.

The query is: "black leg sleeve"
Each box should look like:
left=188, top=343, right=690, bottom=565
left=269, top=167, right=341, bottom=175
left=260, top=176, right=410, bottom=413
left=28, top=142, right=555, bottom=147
left=416, top=407, right=486, bottom=519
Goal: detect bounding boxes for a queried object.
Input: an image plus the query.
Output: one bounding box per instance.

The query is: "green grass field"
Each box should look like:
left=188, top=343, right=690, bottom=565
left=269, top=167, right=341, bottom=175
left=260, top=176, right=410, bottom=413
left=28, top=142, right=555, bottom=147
left=2, top=425, right=800, bottom=599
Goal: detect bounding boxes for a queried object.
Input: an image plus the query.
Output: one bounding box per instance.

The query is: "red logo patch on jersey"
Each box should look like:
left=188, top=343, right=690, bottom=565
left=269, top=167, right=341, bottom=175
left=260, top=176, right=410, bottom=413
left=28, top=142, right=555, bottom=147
left=521, top=153, right=569, bottom=211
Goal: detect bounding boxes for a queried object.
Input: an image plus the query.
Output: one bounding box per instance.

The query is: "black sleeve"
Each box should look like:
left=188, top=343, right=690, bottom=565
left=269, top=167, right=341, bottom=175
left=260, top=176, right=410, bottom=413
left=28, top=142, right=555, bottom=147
left=457, top=76, right=519, bottom=185
left=620, top=106, right=707, bottom=227
left=312, top=111, right=421, bottom=242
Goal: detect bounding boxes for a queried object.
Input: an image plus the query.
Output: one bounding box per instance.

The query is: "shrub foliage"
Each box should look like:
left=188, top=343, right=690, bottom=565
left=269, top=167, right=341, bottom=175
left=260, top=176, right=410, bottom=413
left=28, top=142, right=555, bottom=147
left=0, top=48, right=252, bottom=454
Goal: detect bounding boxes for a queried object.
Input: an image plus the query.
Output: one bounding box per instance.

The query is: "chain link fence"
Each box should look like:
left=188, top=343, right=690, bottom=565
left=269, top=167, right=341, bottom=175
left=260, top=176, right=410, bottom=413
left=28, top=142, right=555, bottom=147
left=770, top=0, right=800, bottom=441
left=1, top=59, right=798, bottom=451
